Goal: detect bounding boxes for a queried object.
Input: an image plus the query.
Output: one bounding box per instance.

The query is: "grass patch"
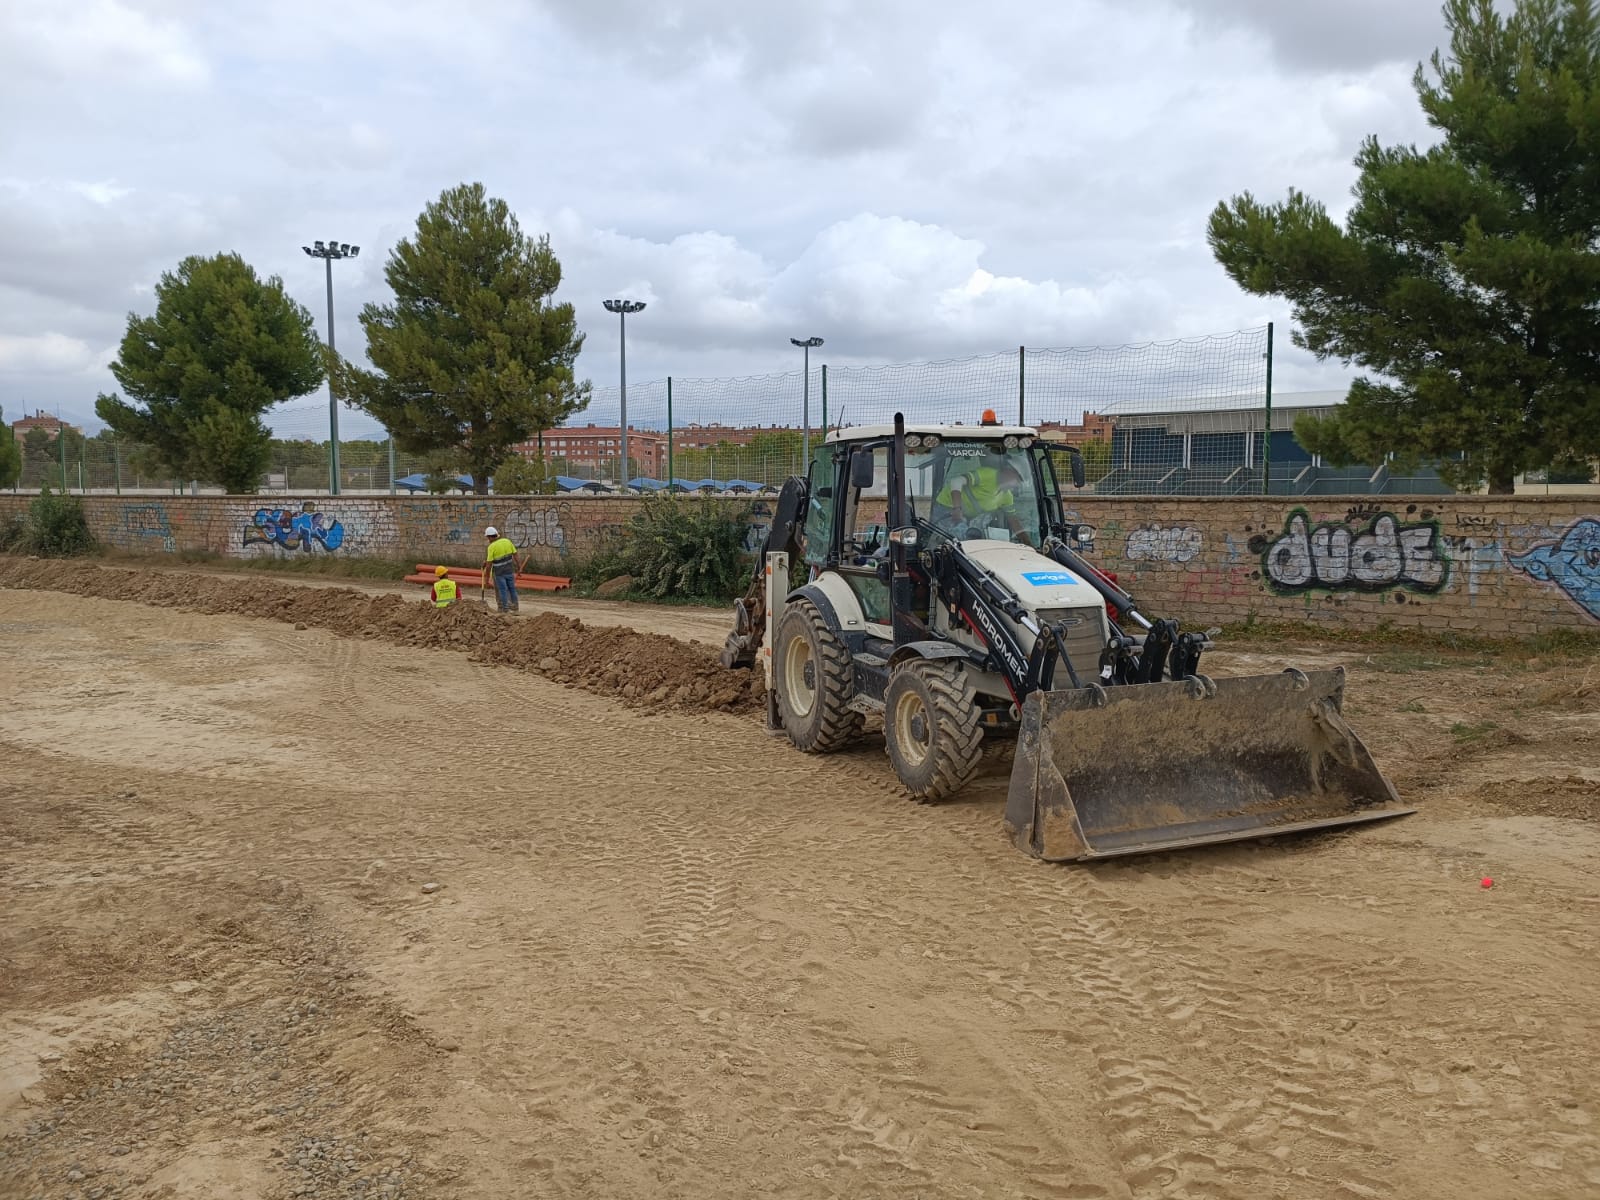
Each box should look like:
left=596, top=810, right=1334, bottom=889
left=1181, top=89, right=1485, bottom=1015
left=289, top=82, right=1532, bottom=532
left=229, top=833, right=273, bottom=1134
left=98, top=546, right=414, bottom=582
left=1396, top=699, right=1427, bottom=713
left=1525, top=665, right=1598, bottom=709
left=1449, top=720, right=1500, bottom=743
left=1362, top=650, right=1495, bottom=675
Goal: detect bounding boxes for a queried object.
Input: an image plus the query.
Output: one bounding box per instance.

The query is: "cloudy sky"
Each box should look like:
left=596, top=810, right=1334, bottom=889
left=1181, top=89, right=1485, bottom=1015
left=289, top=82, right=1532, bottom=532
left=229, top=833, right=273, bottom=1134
left=1, top=0, right=1452, bottom=440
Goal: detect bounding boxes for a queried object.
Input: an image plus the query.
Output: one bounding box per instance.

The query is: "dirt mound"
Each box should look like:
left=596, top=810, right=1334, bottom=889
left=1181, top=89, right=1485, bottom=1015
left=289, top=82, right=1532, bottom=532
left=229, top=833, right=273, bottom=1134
left=1464, top=773, right=1600, bottom=821
left=0, top=557, right=763, bottom=717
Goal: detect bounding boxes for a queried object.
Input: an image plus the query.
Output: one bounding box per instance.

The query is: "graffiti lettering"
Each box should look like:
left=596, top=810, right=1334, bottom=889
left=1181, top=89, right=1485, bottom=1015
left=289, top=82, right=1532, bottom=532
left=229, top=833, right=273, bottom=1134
left=120, top=503, right=175, bottom=552
left=1454, top=514, right=1493, bottom=530
left=504, top=506, right=568, bottom=553
left=1508, top=518, right=1600, bottom=622
left=1344, top=502, right=1383, bottom=523
left=1263, top=510, right=1448, bottom=594
left=1442, top=535, right=1504, bottom=606
left=1125, top=524, right=1202, bottom=564
left=243, top=502, right=345, bottom=553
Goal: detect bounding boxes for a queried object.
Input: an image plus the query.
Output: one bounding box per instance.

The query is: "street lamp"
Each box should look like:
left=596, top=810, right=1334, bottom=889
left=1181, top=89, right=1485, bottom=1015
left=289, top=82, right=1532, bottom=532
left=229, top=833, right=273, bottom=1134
left=303, top=239, right=360, bottom=495
left=604, top=299, right=646, bottom=487
left=790, top=336, right=824, bottom=465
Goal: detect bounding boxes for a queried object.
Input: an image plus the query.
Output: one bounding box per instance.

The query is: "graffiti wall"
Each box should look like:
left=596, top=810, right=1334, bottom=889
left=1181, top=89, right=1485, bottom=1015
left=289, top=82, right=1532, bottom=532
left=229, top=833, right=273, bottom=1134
left=1509, top=518, right=1600, bottom=623
left=1086, top=496, right=1600, bottom=633
left=1258, top=507, right=1448, bottom=595
left=242, top=502, right=346, bottom=553
left=3, top=492, right=1597, bottom=633
left=1124, top=523, right=1203, bottom=564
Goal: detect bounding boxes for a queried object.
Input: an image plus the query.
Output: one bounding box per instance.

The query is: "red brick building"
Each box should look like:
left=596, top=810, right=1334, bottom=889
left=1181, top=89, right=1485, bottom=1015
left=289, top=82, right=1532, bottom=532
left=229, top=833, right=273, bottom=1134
left=1036, top=411, right=1115, bottom=442
left=514, top=424, right=668, bottom=476
left=10, top=410, right=81, bottom=441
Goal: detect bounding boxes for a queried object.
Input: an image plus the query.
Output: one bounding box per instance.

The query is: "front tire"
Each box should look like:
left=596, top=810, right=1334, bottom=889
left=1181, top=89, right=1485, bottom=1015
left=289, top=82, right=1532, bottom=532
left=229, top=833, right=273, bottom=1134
left=884, top=660, right=984, bottom=801
left=773, top=601, right=862, bottom=753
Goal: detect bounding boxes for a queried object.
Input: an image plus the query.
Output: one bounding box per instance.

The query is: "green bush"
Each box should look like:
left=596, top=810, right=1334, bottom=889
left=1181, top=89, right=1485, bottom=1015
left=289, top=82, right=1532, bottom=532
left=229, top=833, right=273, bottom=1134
left=15, top=486, right=95, bottom=557
left=602, top=493, right=753, bottom=601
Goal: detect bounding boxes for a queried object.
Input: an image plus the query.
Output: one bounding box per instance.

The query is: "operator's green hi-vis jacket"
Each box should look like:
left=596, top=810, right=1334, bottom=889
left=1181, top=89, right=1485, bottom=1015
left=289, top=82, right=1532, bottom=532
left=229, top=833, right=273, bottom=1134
left=935, top=466, right=1016, bottom=516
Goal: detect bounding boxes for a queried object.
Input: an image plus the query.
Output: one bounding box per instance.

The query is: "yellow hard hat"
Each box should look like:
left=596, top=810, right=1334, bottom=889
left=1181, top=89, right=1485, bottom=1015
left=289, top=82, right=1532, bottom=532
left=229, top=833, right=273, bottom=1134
left=435, top=565, right=449, bottom=578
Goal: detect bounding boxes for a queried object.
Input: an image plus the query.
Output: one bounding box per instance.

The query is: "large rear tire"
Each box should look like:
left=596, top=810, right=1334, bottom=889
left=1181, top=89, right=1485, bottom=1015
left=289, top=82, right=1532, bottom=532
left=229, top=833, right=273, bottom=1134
left=884, top=660, right=984, bottom=801
left=773, top=601, right=862, bottom=753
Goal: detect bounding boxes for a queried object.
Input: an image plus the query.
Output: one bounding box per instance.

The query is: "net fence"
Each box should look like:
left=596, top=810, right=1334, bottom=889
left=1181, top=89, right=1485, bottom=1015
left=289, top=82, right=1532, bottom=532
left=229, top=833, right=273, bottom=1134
left=8, top=325, right=1316, bottom=497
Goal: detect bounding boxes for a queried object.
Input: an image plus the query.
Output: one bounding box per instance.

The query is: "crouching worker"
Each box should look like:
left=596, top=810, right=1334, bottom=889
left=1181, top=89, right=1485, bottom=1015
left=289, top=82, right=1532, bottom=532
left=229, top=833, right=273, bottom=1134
left=430, top=565, right=458, bottom=608
left=484, top=526, right=520, bottom=613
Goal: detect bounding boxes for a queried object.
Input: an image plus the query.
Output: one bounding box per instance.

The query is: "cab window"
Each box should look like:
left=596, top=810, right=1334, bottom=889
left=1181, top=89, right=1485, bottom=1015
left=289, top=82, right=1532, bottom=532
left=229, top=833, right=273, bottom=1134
left=802, top=443, right=835, bottom=568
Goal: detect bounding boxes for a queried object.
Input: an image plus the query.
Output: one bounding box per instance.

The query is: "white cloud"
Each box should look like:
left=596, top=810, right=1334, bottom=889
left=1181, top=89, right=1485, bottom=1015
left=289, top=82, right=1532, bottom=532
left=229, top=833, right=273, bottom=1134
left=1162, top=0, right=1449, bottom=71
left=0, top=332, right=107, bottom=375
left=0, top=0, right=209, bottom=87
left=68, top=180, right=134, bottom=206
left=0, top=0, right=1460, bottom=433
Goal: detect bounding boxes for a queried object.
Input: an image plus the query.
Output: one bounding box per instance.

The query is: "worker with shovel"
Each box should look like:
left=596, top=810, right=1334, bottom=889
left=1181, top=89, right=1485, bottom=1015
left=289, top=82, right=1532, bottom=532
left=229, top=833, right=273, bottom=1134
left=484, top=526, right=521, bottom=613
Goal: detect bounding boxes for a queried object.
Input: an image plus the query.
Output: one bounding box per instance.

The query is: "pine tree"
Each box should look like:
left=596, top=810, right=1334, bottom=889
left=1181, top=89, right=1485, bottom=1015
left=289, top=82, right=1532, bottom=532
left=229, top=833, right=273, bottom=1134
left=0, top=410, right=19, bottom=489
left=1208, top=0, right=1600, bottom=493
left=330, top=183, right=589, bottom=495
left=95, top=253, right=324, bottom=493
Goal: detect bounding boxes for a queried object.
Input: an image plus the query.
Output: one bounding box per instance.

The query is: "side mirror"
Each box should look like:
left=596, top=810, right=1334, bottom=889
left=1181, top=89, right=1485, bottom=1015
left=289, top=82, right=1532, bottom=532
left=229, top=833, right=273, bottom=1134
left=850, top=452, right=876, bottom=490
left=1069, top=448, right=1086, bottom=489
left=888, top=526, right=919, bottom=547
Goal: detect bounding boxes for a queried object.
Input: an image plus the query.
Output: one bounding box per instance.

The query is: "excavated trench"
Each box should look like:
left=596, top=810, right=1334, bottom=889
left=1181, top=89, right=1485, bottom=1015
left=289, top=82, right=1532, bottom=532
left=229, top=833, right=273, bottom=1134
left=0, top=558, right=764, bottom=717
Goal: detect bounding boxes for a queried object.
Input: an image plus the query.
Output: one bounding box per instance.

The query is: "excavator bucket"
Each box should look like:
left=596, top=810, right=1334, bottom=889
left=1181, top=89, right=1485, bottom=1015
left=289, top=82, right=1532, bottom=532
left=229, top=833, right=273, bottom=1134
left=1004, top=667, right=1413, bottom=862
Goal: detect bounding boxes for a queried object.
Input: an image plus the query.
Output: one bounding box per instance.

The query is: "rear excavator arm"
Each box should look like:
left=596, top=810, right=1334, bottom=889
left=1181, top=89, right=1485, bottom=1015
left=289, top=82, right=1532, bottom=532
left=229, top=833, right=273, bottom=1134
left=719, top=475, right=809, bottom=669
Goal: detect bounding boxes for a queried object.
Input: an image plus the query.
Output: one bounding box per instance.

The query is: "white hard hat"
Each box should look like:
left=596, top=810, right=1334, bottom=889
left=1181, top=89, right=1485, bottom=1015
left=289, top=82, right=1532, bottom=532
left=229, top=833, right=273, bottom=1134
left=484, top=526, right=498, bottom=537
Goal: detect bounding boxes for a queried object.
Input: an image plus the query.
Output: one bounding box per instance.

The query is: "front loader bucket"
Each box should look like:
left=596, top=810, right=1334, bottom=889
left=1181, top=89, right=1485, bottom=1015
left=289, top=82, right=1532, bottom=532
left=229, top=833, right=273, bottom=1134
left=1004, top=667, right=1413, bottom=862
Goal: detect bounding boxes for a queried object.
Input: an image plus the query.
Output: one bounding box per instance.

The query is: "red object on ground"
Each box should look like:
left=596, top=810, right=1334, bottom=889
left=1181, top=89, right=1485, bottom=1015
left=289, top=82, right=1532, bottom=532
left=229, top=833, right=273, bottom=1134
left=1481, top=877, right=1494, bottom=888
left=406, top=565, right=571, bottom=592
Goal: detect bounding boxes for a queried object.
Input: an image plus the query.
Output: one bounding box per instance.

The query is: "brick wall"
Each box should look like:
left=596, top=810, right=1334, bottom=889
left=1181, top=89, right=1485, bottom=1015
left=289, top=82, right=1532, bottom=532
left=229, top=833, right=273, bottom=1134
left=0, top=494, right=692, bottom=569
left=3, top=492, right=1596, bottom=634
left=1067, top=495, right=1599, bottom=635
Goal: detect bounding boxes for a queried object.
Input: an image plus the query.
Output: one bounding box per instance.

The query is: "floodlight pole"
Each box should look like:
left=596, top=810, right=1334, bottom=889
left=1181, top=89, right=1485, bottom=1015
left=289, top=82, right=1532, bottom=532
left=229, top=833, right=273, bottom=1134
left=604, top=299, right=646, bottom=487
left=791, top=336, right=824, bottom=466
left=302, top=239, right=360, bottom=495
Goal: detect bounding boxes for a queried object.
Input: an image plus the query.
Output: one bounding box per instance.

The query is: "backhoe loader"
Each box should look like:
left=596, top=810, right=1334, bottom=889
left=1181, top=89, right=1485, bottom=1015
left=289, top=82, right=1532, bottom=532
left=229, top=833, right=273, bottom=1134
left=720, top=411, right=1412, bottom=861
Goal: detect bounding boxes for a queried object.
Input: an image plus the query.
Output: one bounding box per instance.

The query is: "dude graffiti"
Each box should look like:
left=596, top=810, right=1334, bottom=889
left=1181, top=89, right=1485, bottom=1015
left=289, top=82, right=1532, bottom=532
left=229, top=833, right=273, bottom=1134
left=1509, top=518, right=1600, bottom=622
left=1261, top=509, right=1448, bottom=595
left=243, top=501, right=345, bottom=553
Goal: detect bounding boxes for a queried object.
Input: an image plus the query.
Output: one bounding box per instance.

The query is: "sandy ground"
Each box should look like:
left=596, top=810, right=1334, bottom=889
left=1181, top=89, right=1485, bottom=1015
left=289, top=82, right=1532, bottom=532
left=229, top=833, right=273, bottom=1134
left=2, top=571, right=1598, bottom=1200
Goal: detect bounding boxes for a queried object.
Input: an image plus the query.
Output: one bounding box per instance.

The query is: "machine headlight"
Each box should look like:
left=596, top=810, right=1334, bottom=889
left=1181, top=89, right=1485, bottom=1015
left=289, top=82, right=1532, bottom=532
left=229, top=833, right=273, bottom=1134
left=905, top=434, right=923, bottom=450
left=1018, top=436, right=1035, bottom=449
left=1003, top=435, right=1019, bottom=449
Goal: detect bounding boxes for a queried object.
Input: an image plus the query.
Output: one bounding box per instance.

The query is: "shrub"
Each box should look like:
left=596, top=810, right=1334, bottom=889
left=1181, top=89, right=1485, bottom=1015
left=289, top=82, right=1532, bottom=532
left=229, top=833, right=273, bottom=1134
left=16, top=486, right=95, bottom=557
left=611, top=493, right=753, bottom=601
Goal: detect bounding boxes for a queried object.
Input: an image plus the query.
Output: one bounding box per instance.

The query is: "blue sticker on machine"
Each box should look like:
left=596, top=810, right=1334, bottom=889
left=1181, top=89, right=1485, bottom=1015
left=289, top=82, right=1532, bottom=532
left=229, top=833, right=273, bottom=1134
left=1021, top=570, right=1078, bottom=586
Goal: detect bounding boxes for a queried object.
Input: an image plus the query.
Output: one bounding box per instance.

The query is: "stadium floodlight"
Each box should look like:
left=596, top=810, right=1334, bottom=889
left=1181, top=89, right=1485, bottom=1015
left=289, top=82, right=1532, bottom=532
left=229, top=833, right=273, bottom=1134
left=604, top=300, right=647, bottom=487
left=790, top=336, right=825, bottom=464
left=303, top=239, right=361, bottom=494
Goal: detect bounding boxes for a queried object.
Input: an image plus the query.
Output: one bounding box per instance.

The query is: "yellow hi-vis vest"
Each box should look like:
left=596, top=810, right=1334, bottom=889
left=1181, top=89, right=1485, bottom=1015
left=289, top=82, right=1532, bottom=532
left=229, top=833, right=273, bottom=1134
left=936, top=467, right=1014, bottom=516
left=433, top=578, right=458, bottom=607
